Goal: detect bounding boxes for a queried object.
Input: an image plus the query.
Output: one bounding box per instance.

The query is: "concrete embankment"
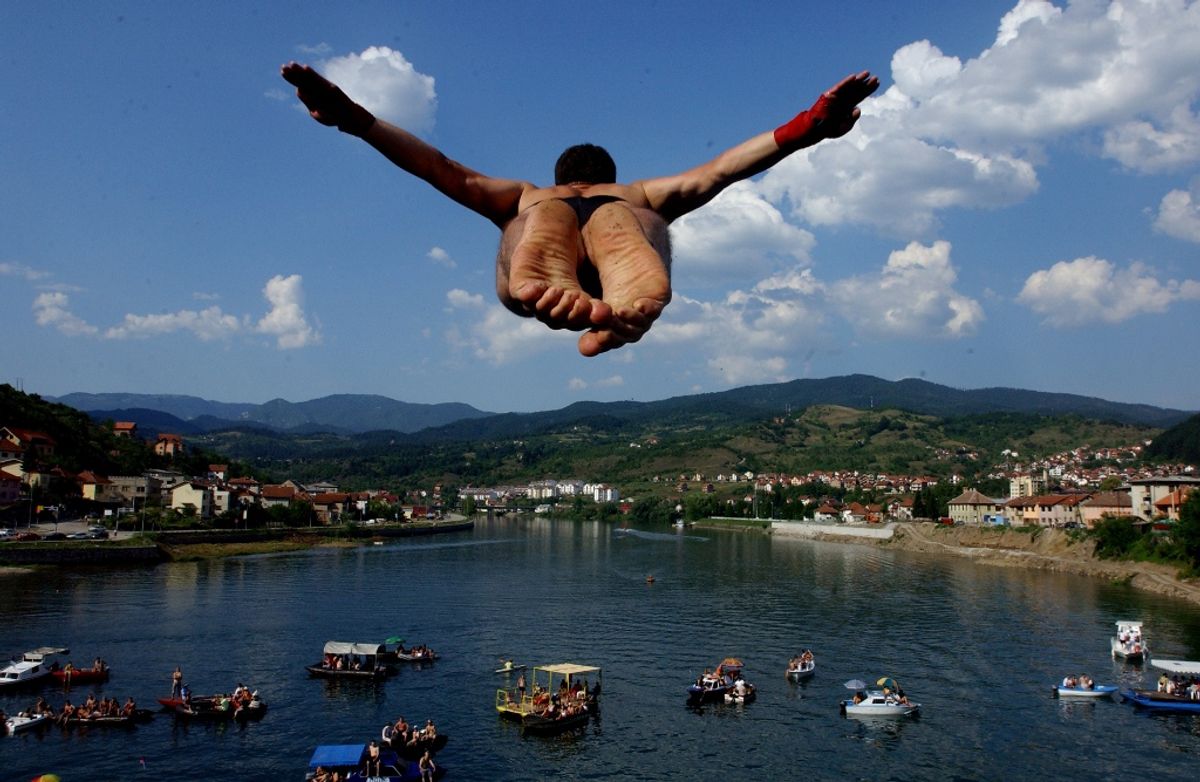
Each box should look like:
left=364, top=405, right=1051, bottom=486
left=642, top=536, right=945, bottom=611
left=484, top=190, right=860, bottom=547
left=771, top=519, right=1200, bottom=607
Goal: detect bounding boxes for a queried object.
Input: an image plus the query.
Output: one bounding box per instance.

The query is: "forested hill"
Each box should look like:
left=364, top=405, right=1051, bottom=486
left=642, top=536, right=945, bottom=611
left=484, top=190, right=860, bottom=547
left=1144, top=412, right=1200, bottom=463
left=52, top=374, right=1191, bottom=438
left=410, top=374, right=1191, bottom=443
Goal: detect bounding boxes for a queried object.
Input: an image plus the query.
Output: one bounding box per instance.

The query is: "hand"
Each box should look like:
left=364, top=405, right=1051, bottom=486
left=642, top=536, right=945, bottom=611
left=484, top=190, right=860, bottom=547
left=774, top=70, right=880, bottom=148
left=281, top=62, right=376, bottom=136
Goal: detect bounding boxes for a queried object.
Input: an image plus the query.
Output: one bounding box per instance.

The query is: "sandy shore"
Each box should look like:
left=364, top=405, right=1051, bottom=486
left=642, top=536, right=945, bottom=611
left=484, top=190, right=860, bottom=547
left=796, top=521, right=1200, bottom=607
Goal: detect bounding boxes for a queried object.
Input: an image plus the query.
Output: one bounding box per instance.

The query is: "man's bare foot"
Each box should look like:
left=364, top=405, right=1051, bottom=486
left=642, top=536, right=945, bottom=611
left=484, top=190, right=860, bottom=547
left=504, top=200, right=614, bottom=331
left=576, top=203, right=672, bottom=356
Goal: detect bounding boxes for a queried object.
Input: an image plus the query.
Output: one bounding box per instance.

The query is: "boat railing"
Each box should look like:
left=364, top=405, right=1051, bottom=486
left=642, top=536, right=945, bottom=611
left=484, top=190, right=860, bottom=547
left=495, top=688, right=535, bottom=716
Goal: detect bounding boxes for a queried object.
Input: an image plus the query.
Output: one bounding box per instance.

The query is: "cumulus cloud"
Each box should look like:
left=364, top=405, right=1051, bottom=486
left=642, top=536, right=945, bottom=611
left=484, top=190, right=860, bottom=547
left=567, top=375, right=625, bottom=392
left=1018, top=256, right=1200, bottom=326
left=318, top=46, right=437, bottom=135
left=428, top=247, right=457, bottom=269
left=1, top=261, right=49, bottom=282
left=670, top=184, right=815, bottom=284
left=106, top=307, right=242, bottom=342
left=755, top=0, right=1200, bottom=234
left=828, top=240, right=984, bottom=338
left=36, top=274, right=319, bottom=347
left=1104, top=105, right=1200, bottom=173
left=33, top=292, right=98, bottom=337
left=1154, top=179, right=1200, bottom=242
left=446, top=288, right=485, bottom=309
left=255, top=274, right=319, bottom=348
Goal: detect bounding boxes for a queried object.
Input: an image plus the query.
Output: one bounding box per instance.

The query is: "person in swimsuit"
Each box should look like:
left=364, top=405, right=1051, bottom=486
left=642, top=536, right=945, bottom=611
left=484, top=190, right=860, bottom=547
left=282, top=63, right=877, bottom=356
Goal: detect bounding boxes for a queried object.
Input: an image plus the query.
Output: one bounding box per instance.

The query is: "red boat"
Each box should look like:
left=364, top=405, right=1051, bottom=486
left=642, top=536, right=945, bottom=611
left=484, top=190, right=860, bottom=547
left=52, top=666, right=110, bottom=686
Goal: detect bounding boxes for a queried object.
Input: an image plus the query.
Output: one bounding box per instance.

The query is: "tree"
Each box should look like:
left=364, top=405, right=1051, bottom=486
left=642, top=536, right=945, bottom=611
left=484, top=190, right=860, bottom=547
left=1092, top=515, right=1140, bottom=559
left=1171, top=491, right=1200, bottom=569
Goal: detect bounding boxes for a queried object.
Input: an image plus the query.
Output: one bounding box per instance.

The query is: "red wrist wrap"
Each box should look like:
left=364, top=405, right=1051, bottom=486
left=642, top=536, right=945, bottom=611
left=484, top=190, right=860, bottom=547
left=773, top=92, right=836, bottom=150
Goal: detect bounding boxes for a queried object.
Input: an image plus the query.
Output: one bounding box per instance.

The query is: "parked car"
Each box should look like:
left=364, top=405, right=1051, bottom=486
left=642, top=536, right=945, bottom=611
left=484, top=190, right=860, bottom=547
left=67, top=531, right=91, bottom=540
left=42, top=532, right=67, bottom=541
left=13, top=531, right=42, bottom=541
left=0, top=528, right=15, bottom=540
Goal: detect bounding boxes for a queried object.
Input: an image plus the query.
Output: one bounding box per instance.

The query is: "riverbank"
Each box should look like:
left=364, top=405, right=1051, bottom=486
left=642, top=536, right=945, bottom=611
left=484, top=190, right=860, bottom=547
left=0, top=518, right=473, bottom=569
left=769, top=519, right=1200, bottom=606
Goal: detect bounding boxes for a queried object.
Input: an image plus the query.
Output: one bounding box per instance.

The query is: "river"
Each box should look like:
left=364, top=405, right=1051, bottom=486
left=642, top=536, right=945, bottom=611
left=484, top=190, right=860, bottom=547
left=3, top=517, right=1200, bottom=781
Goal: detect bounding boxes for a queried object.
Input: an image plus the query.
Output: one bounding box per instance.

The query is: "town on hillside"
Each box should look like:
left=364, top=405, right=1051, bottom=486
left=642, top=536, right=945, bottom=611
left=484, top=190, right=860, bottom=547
left=0, top=419, right=1196, bottom=536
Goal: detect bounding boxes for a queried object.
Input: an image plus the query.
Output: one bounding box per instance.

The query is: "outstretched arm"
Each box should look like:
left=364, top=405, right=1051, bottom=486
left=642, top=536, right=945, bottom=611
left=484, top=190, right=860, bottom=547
left=637, top=71, right=879, bottom=223
left=281, top=63, right=529, bottom=227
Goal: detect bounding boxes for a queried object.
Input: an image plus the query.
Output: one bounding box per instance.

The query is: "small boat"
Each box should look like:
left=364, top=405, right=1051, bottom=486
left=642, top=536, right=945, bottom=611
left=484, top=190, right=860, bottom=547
left=786, top=650, right=815, bottom=681
left=168, top=695, right=267, bottom=721
left=52, top=664, right=110, bottom=686
left=841, top=689, right=920, bottom=717
left=724, top=683, right=757, bottom=704
left=1054, top=684, right=1118, bottom=699
left=1122, top=658, right=1200, bottom=712
left=59, top=709, right=154, bottom=727
left=0, top=647, right=69, bottom=690
left=306, top=742, right=444, bottom=781
left=1111, top=620, right=1148, bottom=662
left=495, top=661, right=526, bottom=674
left=5, top=712, right=52, bottom=734
left=307, top=641, right=391, bottom=679
left=687, top=658, right=743, bottom=704
left=496, top=662, right=602, bottom=733
left=1122, top=689, right=1200, bottom=713
left=645, top=575, right=656, bottom=584
left=391, top=646, right=439, bottom=664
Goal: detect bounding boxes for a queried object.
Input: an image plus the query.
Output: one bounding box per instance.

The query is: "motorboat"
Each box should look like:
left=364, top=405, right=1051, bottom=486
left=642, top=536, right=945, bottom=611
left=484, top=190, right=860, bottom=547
left=0, top=647, right=69, bottom=690
left=307, top=641, right=391, bottom=679
left=5, top=711, right=52, bottom=734
left=786, top=651, right=815, bottom=681
left=1123, top=658, right=1200, bottom=713
left=724, top=682, right=756, bottom=704
left=60, top=709, right=154, bottom=728
left=687, top=657, right=743, bottom=704
left=842, top=689, right=920, bottom=717
left=1111, top=620, right=1148, bottom=662
left=305, top=743, right=444, bottom=781
left=842, top=679, right=920, bottom=717
left=168, top=695, right=267, bottom=721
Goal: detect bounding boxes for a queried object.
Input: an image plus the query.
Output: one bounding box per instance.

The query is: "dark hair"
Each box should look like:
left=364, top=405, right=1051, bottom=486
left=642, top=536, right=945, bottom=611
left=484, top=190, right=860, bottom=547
left=554, top=144, right=616, bottom=185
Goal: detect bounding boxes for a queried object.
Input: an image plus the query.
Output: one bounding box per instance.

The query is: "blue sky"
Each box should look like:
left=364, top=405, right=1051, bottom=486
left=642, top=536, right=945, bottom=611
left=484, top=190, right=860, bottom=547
left=3, top=1, right=1199, bottom=414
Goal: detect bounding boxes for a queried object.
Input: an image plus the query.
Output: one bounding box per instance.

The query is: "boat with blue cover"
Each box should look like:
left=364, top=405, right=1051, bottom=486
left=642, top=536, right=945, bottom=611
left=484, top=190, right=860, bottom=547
left=1121, top=658, right=1200, bottom=713
left=305, top=742, right=444, bottom=781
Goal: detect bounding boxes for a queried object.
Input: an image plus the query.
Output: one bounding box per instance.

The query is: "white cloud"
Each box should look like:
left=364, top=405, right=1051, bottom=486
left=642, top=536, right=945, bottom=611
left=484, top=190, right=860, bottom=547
left=428, top=247, right=457, bottom=269
left=446, top=289, right=485, bottom=309
left=319, top=46, right=437, bottom=135
left=827, top=240, right=984, bottom=337
left=106, top=306, right=243, bottom=342
left=670, top=184, right=815, bottom=284
left=756, top=0, right=1200, bottom=234
left=1, top=262, right=49, bottom=282
left=1104, top=105, right=1200, bottom=173
left=568, top=378, right=587, bottom=391
left=596, top=375, right=625, bottom=388
left=255, top=274, right=319, bottom=348
left=32, top=292, right=98, bottom=337
left=1018, top=256, right=1200, bottom=326
left=1154, top=180, right=1200, bottom=242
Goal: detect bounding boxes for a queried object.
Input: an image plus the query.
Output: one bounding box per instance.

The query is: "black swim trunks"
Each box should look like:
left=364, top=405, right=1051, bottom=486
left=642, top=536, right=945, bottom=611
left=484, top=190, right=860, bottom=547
left=558, top=195, right=624, bottom=227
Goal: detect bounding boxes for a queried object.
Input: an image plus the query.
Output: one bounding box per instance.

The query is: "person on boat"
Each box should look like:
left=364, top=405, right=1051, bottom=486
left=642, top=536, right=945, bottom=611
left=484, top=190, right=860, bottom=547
left=517, top=672, right=526, bottom=700
left=311, top=766, right=330, bottom=782
left=364, top=740, right=382, bottom=776
left=1061, top=675, right=1077, bottom=689
left=852, top=691, right=866, bottom=705
left=92, top=657, right=105, bottom=673
left=180, top=683, right=191, bottom=706
left=418, top=750, right=436, bottom=782
left=171, top=665, right=183, bottom=698
left=1157, top=673, right=1170, bottom=692
left=381, top=720, right=395, bottom=747
left=394, top=715, right=410, bottom=745
left=122, top=697, right=136, bottom=717
left=423, top=718, right=437, bottom=741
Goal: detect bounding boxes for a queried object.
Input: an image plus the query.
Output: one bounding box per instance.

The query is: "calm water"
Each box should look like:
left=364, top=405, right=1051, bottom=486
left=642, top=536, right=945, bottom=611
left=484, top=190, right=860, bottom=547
left=3, top=518, right=1200, bottom=781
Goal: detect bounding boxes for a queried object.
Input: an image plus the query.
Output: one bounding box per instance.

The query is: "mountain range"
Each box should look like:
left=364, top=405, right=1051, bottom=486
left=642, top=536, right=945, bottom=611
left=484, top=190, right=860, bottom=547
left=53, top=375, right=1194, bottom=438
